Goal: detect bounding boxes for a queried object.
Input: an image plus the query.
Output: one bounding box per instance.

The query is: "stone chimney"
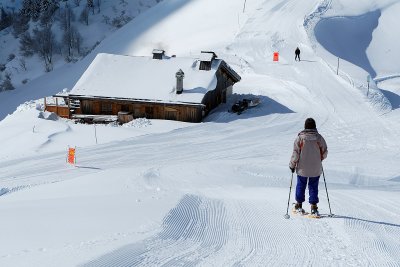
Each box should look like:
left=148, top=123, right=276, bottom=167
left=176, top=69, right=185, bottom=94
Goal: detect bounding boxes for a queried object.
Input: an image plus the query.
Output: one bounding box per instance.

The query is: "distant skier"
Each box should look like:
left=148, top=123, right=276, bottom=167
left=295, top=47, right=301, bottom=61
left=289, top=118, right=328, bottom=216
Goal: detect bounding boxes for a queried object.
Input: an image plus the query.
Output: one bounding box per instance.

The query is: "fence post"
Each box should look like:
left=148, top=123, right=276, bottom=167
left=336, top=57, right=339, bottom=75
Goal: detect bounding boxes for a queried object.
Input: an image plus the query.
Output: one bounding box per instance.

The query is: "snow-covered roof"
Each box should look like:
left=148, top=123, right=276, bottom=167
left=69, top=53, right=222, bottom=105
left=152, top=49, right=165, bottom=54
left=199, top=52, right=216, bottom=62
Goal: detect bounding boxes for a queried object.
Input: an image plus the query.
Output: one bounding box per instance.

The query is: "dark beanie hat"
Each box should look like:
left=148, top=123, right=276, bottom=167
left=304, top=118, right=316, bottom=129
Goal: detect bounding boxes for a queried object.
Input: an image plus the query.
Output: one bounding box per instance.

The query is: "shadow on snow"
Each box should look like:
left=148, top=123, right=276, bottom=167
left=314, top=10, right=381, bottom=78
left=379, top=89, right=400, bottom=110
left=333, top=214, right=400, bottom=229
left=204, top=93, right=294, bottom=123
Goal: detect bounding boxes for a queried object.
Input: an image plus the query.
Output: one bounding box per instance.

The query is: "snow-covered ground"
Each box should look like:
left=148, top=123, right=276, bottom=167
left=1, top=0, right=400, bottom=266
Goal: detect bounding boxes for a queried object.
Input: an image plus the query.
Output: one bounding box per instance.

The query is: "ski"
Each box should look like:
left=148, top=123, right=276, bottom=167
left=291, top=208, right=322, bottom=219
left=305, top=213, right=321, bottom=219
left=291, top=208, right=308, bottom=216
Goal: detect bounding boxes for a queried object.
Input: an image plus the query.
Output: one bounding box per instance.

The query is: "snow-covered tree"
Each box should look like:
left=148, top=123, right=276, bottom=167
left=32, top=26, right=57, bottom=71
left=12, top=13, right=30, bottom=37
left=19, top=32, right=35, bottom=57
left=87, top=0, right=94, bottom=15
left=96, top=0, right=101, bottom=13
left=79, top=7, right=89, bottom=25
left=60, top=3, right=75, bottom=31
left=39, top=0, right=59, bottom=27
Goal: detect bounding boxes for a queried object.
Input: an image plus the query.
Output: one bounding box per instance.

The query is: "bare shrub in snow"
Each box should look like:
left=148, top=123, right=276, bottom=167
left=112, top=11, right=131, bottom=28
left=7, top=53, right=16, bottom=62
left=0, top=72, right=14, bottom=91
left=123, top=118, right=152, bottom=128
left=19, top=58, right=27, bottom=71
left=73, top=0, right=82, bottom=7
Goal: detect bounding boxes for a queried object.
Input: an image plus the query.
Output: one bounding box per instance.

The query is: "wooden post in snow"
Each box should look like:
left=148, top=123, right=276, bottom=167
left=337, top=57, right=340, bottom=75
left=68, top=97, right=71, bottom=119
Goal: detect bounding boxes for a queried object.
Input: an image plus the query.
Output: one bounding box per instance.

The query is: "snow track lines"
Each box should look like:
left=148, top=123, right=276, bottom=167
left=84, top=193, right=391, bottom=266
left=82, top=195, right=229, bottom=267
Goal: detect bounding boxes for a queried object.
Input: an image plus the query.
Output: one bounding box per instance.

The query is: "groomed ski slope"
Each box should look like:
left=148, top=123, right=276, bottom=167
left=1, top=0, right=400, bottom=266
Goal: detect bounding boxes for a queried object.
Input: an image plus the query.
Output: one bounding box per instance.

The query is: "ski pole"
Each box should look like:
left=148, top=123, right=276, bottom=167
left=322, top=166, right=333, bottom=217
left=284, top=172, right=294, bottom=219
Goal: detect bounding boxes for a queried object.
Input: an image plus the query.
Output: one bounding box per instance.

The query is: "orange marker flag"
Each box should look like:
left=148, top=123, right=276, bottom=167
left=67, top=147, right=76, bottom=165
left=273, top=52, right=279, bottom=62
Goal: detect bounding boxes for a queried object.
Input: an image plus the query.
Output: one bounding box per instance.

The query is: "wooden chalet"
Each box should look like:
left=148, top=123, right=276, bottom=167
left=45, top=51, right=241, bottom=123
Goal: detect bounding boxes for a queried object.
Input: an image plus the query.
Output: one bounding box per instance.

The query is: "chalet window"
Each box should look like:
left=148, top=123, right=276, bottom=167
left=199, top=61, right=211, bottom=71
left=101, top=103, right=112, bottom=114
left=121, top=104, right=129, bottom=112
left=152, top=49, right=165, bottom=60
left=81, top=101, right=93, bottom=114
left=199, top=51, right=217, bottom=71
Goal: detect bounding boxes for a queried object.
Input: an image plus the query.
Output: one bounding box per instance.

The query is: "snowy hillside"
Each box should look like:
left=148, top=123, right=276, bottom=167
left=0, top=0, right=162, bottom=114
left=1, top=0, right=400, bottom=266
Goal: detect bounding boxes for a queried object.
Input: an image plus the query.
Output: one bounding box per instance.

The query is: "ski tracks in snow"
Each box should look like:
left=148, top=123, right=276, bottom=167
left=82, top=195, right=229, bottom=266
left=82, top=193, right=375, bottom=266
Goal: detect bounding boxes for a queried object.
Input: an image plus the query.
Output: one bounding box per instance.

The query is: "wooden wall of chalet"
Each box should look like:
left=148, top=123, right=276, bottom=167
left=201, top=68, right=235, bottom=115
left=77, top=99, right=203, bottom=123
left=45, top=106, right=71, bottom=118
left=71, top=62, right=239, bottom=123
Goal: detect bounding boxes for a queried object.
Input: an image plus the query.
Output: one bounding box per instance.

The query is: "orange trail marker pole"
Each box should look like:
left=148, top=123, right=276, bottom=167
left=273, top=52, right=279, bottom=62
left=67, top=147, right=76, bottom=165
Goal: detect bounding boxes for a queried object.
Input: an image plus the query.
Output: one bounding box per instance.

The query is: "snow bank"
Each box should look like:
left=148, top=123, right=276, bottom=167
left=315, top=10, right=380, bottom=77
left=122, top=118, right=152, bottom=128
left=367, top=2, right=400, bottom=77
left=0, top=187, right=9, bottom=196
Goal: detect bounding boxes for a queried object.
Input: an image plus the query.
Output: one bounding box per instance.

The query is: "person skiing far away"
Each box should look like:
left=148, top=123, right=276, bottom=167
left=295, top=47, right=301, bottom=61
left=289, top=118, right=328, bottom=216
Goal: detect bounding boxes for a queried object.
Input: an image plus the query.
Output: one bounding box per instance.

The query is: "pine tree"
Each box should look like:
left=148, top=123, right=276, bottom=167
left=20, top=0, right=33, bottom=19
left=0, top=8, right=13, bottom=31
left=39, top=0, right=59, bottom=27
left=12, top=13, right=30, bottom=37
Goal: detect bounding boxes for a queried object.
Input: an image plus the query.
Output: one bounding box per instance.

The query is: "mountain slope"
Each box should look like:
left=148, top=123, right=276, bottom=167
left=0, top=0, right=400, bottom=266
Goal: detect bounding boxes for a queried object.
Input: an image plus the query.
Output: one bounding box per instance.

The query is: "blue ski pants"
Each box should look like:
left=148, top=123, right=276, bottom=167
left=295, top=175, right=320, bottom=204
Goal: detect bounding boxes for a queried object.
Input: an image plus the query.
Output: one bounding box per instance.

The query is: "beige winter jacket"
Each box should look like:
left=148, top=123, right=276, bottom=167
left=289, top=129, right=328, bottom=177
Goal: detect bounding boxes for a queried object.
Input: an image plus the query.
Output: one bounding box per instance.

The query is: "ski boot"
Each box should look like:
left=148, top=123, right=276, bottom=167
left=294, top=202, right=306, bottom=214
left=310, top=204, right=320, bottom=217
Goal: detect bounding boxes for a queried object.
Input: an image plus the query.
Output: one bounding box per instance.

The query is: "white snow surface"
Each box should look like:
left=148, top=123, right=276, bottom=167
left=1, top=0, right=400, bottom=266
left=70, top=53, right=219, bottom=104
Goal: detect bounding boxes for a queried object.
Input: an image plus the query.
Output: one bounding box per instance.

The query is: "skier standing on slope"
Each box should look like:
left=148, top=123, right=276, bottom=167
left=289, top=118, right=328, bottom=215
left=295, top=47, right=301, bottom=61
